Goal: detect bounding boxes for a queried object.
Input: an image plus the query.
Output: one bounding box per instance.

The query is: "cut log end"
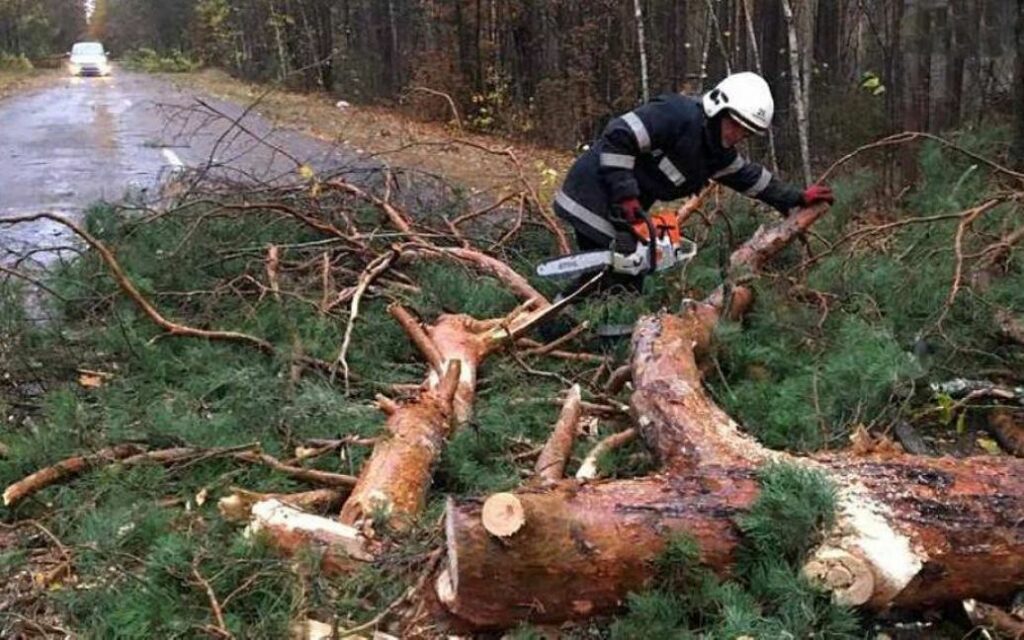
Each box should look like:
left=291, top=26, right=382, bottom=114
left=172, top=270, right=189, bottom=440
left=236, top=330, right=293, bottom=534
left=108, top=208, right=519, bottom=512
left=481, top=492, right=525, bottom=538
left=803, top=547, right=875, bottom=606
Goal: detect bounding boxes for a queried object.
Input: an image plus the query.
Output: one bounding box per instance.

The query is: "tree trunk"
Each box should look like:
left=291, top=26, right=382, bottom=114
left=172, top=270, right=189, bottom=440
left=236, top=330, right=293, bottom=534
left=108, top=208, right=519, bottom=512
left=697, top=4, right=713, bottom=92
left=339, top=358, right=464, bottom=529
left=439, top=455, right=1024, bottom=629
left=781, top=0, right=812, bottom=184
left=1012, top=0, right=1024, bottom=170
left=741, top=0, right=780, bottom=174
left=633, top=0, right=650, bottom=102
left=943, top=0, right=968, bottom=130
left=904, top=2, right=933, bottom=133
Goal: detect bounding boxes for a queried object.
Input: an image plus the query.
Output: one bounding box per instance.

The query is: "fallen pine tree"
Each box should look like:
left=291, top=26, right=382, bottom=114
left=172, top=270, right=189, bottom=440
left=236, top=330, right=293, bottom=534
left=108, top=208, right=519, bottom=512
left=3, top=137, right=1024, bottom=636
left=433, top=203, right=1024, bottom=629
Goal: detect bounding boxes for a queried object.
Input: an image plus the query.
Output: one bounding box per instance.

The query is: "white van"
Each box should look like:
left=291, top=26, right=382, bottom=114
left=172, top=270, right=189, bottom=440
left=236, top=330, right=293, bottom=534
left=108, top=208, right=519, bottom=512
left=69, top=42, right=111, bottom=77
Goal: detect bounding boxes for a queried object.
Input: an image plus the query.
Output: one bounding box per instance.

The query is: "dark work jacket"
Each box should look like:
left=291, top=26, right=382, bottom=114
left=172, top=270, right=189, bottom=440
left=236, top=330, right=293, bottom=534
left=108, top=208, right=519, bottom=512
left=553, top=93, right=804, bottom=245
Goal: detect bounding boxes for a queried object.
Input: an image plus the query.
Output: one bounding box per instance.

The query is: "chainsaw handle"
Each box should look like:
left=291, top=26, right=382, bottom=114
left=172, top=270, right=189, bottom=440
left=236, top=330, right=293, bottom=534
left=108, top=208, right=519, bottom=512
left=637, top=209, right=658, bottom=275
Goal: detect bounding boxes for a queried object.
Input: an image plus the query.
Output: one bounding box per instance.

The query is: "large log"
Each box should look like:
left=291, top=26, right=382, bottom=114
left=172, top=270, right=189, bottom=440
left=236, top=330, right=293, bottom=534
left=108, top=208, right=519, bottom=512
left=438, top=454, right=1024, bottom=629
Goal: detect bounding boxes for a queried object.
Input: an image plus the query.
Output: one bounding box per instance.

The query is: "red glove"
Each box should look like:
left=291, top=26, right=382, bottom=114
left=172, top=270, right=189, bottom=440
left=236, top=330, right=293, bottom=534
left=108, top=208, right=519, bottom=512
left=615, top=197, right=643, bottom=223
left=802, top=184, right=835, bottom=206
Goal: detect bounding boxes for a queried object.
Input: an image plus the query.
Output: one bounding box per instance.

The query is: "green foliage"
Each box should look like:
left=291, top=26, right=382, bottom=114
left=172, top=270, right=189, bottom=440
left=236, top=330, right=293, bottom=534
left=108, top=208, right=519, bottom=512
left=718, top=312, right=921, bottom=451
left=611, top=464, right=859, bottom=639
left=737, top=464, right=837, bottom=565
left=123, top=47, right=199, bottom=73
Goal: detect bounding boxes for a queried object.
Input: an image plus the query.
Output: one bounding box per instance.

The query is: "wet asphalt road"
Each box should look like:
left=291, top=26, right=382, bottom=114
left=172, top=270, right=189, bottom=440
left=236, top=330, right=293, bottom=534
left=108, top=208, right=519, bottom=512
left=0, top=69, right=367, bottom=268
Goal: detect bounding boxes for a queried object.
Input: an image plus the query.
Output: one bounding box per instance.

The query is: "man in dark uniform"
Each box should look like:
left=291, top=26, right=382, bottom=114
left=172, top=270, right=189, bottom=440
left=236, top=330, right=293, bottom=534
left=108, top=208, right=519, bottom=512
left=552, top=71, right=834, bottom=290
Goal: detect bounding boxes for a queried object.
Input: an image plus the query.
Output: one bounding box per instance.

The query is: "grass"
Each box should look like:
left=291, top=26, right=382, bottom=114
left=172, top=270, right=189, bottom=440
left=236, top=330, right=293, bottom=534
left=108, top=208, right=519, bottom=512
left=0, top=68, right=59, bottom=101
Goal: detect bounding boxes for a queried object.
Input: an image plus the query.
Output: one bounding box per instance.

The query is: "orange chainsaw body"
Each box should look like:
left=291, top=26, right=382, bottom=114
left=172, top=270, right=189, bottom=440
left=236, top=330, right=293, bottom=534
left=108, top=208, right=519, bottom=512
left=631, top=210, right=683, bottom=244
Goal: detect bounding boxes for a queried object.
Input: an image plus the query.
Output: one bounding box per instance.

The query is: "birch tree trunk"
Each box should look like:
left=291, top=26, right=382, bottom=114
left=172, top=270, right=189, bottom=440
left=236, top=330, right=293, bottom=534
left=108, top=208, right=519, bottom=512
left=706, top=0, right=732, bottom=75
left=697, top=4, right=713, bottom=92
left=742, top=0, right=779, bottom=173
left=633, top=0, right=650, bottom=102
left=781, top=0, right=813, bottom=185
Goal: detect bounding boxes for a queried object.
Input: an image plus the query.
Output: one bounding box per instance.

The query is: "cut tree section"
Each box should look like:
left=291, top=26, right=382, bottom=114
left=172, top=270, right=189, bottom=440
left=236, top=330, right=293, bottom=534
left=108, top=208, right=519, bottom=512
left=439, top=455, right=1024, bottom=629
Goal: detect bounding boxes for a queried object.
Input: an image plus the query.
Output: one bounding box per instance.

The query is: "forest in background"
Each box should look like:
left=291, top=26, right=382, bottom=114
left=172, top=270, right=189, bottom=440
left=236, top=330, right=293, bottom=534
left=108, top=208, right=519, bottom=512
left=3, top=0, right=1024, bottom=179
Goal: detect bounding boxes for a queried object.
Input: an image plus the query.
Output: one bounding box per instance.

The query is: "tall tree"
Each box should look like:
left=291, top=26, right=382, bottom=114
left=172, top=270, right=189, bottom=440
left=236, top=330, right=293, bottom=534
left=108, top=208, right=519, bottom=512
left=633, top=0, right=649, bottom=102
left=781, top=0, right=812, bottom=184
left=1012, top=0, right=1024, bottom=170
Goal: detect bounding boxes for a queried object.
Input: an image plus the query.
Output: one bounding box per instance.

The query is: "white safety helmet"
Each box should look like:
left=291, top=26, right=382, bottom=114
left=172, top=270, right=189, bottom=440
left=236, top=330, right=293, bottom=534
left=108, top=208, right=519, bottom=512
left=702, top=72, right=774, bottom=136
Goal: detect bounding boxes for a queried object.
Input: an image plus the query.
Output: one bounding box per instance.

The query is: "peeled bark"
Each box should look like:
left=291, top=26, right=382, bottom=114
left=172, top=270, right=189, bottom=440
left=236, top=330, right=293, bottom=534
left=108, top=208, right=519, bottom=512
left=218, top=488, right=346, bottom=523
left=575, top=428, right=637, bottom=480
left=248, top=499, right=374, bottom=575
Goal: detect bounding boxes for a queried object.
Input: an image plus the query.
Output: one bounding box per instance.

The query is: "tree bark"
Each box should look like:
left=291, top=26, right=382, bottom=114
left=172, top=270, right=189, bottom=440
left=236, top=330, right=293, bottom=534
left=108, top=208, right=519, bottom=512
left=439, top=455, right=1024, bottom=629
left=3, top=444, right=144, bottom=506
left=633, top=0, right=650, bottom=102
left=742, top=0, right=779, bottom=172
left=534, top=384, right=583, bottom=482
left=781, top=0, right=813, bottom=184
left=339, top=359, right=463, bottom=529
left=1012, top=0, right=1024, bottom=170
left=339, top=299, right=569, bottom=530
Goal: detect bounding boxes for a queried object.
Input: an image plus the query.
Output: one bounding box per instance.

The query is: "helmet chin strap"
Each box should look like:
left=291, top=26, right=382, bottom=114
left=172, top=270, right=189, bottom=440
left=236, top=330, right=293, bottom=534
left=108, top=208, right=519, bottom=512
left=708, top=113, right=726, bottom=145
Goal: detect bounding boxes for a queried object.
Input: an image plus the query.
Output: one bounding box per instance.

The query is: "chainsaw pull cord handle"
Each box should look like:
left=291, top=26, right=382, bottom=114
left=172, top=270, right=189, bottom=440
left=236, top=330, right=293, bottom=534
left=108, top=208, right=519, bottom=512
left=638, top=209, right=658, bottom=275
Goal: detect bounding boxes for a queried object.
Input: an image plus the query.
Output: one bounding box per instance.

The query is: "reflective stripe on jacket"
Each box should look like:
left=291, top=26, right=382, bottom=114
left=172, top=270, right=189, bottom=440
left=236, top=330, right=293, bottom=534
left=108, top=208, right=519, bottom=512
left=554, top=93, right=803, bottom=243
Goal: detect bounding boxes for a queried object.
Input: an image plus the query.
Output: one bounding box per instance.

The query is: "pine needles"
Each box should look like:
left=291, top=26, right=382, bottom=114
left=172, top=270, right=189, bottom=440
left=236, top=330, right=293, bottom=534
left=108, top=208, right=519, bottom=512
left=608, top=463, right=859, bottom=640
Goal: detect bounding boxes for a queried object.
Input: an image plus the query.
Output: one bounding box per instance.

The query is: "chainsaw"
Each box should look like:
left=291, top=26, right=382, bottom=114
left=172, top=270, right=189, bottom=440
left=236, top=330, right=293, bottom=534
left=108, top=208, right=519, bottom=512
left=537, top=209, right=697, bottom=279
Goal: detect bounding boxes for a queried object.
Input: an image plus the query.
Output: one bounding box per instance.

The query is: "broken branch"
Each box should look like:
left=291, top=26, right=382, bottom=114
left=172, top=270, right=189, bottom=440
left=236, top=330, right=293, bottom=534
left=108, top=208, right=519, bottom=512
left=534, top=385, right=583, bottom=482
left=4, top=444, right=144, bottom=507
left=575, top=428, right=638, bottom=480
